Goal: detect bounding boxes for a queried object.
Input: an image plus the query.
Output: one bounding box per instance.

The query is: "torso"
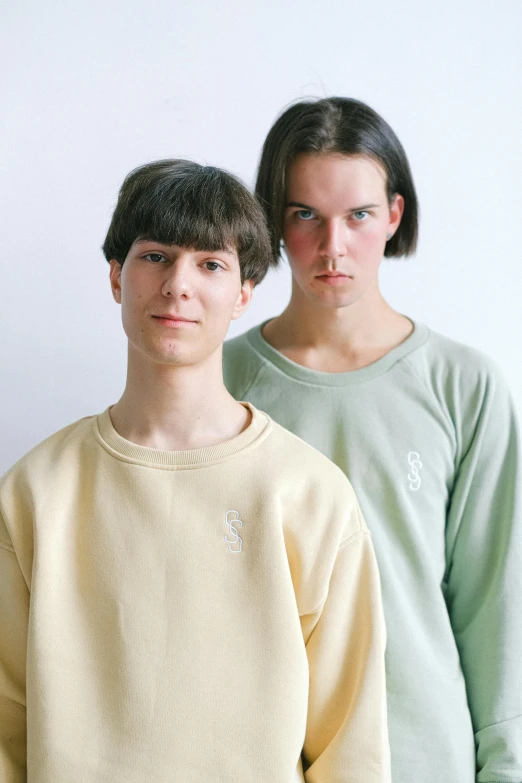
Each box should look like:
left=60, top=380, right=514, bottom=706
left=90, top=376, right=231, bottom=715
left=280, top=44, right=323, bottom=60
left=223, top=321, right=499, bottom=783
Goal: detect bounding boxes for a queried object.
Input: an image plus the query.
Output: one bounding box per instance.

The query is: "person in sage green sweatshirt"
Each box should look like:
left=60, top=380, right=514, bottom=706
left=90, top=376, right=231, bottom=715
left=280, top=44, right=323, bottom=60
left=223, top=98, right=522, bottom=783
left=0, top=159, right=391, bottom=782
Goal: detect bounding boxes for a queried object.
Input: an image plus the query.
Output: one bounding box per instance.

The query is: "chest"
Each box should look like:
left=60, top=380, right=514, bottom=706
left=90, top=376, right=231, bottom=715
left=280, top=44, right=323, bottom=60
left=243, top=375, right=458, bottom=570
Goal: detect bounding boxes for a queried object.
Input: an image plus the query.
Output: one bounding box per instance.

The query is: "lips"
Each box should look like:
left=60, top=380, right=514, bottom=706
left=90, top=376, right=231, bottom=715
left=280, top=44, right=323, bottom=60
left=153, top=314, right=194, bottom=320
left=151, top=314, right=198, bottom=325
left=317, top=273, right=348, bottom=277
left=315, top=272, right=353, bottom=284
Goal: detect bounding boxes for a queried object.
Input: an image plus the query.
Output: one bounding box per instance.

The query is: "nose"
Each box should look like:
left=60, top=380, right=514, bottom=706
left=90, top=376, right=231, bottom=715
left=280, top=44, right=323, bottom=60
left=319, top=219, right=348, bottom=261
left=161, top=257, right=192, bottom=299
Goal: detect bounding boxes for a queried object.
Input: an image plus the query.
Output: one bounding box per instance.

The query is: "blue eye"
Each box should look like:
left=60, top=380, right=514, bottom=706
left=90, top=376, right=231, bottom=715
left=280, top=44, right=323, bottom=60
left=352, top=211, right=369, bottom=221
left=296, top=209, right=315, bottom=221
left=143, top=253, right=166, bottom=263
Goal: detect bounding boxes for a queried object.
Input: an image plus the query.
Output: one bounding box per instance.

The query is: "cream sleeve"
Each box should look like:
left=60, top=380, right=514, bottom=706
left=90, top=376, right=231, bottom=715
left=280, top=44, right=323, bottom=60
left=300, top=528, right=391, bottom=783
left=0, top=513, right=28, bottom=783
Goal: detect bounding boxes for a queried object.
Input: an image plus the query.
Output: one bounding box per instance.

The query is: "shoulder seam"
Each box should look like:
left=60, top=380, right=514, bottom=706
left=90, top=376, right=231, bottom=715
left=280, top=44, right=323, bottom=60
left=225, top=332, right=267, bottom=399
left=338, top=500, right=366, bottom=549
left=0, top=505, right=15, bottom=552
left=339, top=526, right=370, bottom=552
left=237, top=361, right=266, bottom=400
left=300, top=529, right=371, bottom=617
left=401, top=353, right=440, bottom=402
left=400, top=354, right=457, bottom=442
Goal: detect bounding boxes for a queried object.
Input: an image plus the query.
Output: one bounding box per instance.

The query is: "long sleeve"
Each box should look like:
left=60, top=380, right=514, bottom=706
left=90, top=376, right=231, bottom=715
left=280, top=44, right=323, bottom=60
left=301, top=528, right=390, bottom=783
left=444, top=367, right=522, bottom=782
left=0, top=512, right=28, bottom=783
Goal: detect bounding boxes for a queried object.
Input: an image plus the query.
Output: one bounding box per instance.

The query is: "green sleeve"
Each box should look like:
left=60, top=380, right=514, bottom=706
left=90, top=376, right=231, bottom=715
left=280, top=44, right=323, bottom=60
left=444, top=367, right=522, bottom=782
left=0, top=513, right=28, bottom=783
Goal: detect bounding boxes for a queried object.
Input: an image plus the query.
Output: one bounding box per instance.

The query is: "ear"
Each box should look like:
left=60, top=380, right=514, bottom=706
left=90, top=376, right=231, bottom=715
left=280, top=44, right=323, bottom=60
left=109, top=259, right=123, bottom=304
left=231, top=279, right=255, bottom=321
left=387, top=193, right=405, bottom=238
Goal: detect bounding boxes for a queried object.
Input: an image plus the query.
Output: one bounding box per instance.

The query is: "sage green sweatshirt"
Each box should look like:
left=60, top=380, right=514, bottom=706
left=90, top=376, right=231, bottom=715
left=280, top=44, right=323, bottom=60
left=0, top=404, right=389, bottom=783
left=223, top=321, right=522, bottom=783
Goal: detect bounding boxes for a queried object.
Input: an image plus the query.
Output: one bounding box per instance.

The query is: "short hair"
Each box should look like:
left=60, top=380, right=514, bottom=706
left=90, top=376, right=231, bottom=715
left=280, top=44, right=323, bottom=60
left=103, top=159, right=272, bottom=284
left=255, top=97, right=419, bottom=265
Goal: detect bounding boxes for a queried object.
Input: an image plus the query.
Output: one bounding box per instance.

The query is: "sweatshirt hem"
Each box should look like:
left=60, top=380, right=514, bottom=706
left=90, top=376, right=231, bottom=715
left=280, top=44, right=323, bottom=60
left=475, top=711, right=522, bottom=734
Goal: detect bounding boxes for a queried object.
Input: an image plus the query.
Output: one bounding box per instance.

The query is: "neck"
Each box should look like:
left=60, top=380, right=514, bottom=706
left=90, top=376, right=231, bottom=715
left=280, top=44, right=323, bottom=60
left=263, top=281, right=413, bottom=372
left=110, top=346, right=250, bottom=451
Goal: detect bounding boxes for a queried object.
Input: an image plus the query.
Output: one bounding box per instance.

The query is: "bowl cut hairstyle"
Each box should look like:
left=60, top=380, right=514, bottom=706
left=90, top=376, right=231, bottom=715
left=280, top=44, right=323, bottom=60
left=103, top=159, right=272, bottom=284
left=255, top=97, right=419, bottom=266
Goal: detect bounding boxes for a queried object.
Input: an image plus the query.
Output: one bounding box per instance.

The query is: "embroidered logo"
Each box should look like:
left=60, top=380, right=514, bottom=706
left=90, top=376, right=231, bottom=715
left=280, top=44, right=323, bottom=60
left=224, top=510, right=243, bottom=553
left=407, top=451, right=423, bottom=491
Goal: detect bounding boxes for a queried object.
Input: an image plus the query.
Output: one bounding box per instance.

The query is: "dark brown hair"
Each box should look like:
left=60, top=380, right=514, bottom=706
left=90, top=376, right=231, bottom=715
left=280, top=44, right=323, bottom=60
left=103, top=159, right=272, bottom=284
left=255, top=97, right=419, bottom=265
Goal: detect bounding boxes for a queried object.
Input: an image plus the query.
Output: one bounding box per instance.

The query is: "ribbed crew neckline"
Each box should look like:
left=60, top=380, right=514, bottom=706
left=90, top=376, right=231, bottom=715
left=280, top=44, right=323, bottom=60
left=246, top=319, right=430, bottom=387
left=94, top=403, right=271, bottom=469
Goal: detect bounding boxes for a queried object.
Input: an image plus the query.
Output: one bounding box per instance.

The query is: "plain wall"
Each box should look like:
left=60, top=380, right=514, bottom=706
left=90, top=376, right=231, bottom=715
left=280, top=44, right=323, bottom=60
left=1, top=0, right=521, bottom=474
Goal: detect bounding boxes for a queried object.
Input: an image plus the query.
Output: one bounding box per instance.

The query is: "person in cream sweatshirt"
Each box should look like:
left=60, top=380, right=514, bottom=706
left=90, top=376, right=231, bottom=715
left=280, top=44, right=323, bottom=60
left=0, top=159, right=390, bottom=783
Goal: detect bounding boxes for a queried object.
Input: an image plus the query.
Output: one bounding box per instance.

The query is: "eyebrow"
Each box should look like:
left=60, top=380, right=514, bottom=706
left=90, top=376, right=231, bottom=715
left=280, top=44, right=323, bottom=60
left=134, top=239, right=237, bottom=258
left=285, top=201, right=381, bottom=212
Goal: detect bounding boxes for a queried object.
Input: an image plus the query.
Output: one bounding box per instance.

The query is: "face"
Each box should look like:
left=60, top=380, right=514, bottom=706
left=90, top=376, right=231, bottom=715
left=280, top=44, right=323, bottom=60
left=282, top=153, right=404, bottom=309
left=109, top=241, right=253, bottom=368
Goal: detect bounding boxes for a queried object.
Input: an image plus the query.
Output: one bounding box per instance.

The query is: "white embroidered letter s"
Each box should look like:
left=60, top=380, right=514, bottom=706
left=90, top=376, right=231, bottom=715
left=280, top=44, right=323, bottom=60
left=224, top=510, right=243, bottom=553
left=407, top=451, right=423, bottom=491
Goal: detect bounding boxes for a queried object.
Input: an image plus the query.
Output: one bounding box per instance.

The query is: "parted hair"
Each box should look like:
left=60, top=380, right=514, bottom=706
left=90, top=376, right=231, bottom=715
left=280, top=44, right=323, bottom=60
left=103, top=159, right=272, bottom=284
left=255, top=97, right=419, bottom=265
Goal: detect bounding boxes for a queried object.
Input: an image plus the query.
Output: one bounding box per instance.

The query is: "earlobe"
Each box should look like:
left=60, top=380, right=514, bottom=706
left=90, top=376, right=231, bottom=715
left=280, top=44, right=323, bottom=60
left=109, top=259, right=122, bottom=304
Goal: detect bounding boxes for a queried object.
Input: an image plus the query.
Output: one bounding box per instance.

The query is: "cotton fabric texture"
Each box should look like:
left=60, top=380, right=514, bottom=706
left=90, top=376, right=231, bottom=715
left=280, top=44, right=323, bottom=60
left=0, top=404, right=390, bottom=783
left=223, top=322, right=522, bottom=783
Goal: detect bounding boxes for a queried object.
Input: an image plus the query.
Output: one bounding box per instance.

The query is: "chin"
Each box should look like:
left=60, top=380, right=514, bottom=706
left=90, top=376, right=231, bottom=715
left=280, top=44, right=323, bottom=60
left=132, top=339, right=190, bottom=367
left=147, top=350, right=189, bottom=367
left=152, top=341, right=221, bottom=368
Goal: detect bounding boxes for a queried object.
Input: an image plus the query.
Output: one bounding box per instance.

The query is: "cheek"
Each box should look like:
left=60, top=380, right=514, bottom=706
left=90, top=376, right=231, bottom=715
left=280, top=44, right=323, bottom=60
left=283, top=225, right=316, bottom=266
left=353, top=222, right=388, bottom=257
left=203, top=279, right=243, bottom=318
left=119, top=273, right=148, bottom=328
left=120, top=286, right=141, bottom=316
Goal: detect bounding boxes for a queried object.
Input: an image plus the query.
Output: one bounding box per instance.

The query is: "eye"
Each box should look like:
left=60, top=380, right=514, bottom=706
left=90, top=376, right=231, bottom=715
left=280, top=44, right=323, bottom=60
left=143, top=253, right=167, bottom=263
left=352, top=210, right=369, bottom=221
left=295, top=209, right=315, bottom=221
left=203, top=260, right=223, bottom=272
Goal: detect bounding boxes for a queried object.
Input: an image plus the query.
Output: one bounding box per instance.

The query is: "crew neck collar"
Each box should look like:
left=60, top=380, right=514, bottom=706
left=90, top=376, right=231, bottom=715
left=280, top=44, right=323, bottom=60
left=246, top=319, right=429, bottom=387
left=94, top=403, right=270, bottom=469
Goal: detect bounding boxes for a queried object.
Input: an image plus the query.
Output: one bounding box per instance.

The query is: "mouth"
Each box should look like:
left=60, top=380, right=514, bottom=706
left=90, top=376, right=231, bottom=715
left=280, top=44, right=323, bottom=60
left=151, top=314, right=198, bottom=327
left=315, top=272, right=353, bottom=285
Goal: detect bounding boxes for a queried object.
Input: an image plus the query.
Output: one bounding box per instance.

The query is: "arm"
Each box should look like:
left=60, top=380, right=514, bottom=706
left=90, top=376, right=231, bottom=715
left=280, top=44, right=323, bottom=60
left=301, top=527, right=390, bottom=783
left=445, top=369, right=522, bottom=782
left=0, top=513, right=29, bottom=783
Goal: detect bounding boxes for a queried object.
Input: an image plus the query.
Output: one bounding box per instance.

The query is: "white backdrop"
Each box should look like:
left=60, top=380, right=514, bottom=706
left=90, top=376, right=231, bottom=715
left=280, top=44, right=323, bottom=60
left=1, top=0, right=521, bottom=474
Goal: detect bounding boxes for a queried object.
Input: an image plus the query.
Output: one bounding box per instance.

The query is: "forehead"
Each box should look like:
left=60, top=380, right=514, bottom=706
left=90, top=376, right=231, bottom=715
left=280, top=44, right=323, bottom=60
left=285, top=153, right=387, bottom=206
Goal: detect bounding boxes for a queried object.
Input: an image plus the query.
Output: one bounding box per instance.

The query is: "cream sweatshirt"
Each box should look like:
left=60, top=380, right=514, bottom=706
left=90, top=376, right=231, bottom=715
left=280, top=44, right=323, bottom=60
left=0, top=404, right=389, bottom=783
